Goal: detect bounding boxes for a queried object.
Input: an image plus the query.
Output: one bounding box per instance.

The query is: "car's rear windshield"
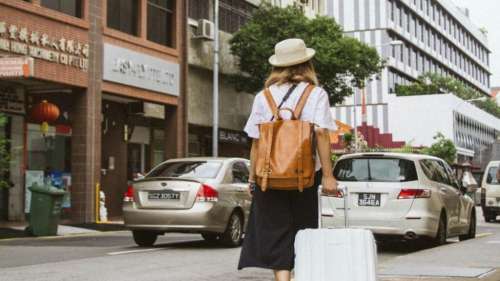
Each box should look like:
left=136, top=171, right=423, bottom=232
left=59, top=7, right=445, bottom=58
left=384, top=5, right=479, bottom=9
left=333, top=157, right=418, bottom=182
left=147, top=161, right=222, bottom=179
left=486, top=166, right=500, bottom=185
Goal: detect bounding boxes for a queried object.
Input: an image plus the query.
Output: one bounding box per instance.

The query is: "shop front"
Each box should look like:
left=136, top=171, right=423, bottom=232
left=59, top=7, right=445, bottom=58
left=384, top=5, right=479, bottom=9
left=188, top=125, right=250, bottom=158
left=100, top=42, right=181, bottom=219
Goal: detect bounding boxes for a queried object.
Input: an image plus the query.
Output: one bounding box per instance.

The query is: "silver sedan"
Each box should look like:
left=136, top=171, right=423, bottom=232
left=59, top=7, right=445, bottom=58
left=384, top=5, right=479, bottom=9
left=123, top=157, right=251, bottom=247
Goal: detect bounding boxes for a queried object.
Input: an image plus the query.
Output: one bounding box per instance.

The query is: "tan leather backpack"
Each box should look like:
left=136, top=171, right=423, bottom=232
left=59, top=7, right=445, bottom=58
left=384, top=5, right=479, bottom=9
left=255, top=84, right=316, bottom=192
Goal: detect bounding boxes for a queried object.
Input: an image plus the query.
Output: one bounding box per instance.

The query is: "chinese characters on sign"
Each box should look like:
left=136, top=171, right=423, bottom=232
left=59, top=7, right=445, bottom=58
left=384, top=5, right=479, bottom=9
left=0, top=20, right=89, bottom=71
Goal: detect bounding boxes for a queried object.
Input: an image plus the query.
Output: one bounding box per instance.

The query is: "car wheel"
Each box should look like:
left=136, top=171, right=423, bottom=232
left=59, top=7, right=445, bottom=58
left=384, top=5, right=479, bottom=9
left=484, top=212, right=496, bottom=222
left=132, top=230, right=158, bottom=247
left=459, top=211, right=476, bottom=241
left=202, top=233, right=220, bottom=243
left=220, top=212, right=243, bottom=247
left=433, top=213, right=447, bottom=247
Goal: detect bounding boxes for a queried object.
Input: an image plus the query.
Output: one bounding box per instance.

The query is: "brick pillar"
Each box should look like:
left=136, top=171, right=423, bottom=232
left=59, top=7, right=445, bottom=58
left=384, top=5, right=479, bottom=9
left=70, top=0, right=103, bottom=223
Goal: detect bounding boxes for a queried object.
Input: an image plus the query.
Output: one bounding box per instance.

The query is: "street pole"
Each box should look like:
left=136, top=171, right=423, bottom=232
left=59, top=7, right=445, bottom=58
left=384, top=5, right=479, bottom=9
left=353, top=90, right=358, bottom=152
left=212, top=0, right=219, bottom=157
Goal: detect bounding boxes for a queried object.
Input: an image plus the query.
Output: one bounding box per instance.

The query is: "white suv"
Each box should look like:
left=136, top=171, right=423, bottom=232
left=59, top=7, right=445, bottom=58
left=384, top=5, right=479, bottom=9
left=322, top=153, right=476, bottom=245
left=481, top=160, right=500, bottom=222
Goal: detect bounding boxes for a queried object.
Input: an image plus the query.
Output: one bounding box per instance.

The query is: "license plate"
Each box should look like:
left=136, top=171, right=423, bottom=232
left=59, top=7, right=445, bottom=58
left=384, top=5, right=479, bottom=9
left=358, top=193, right=381, bottom=207
left=148, top=190, right=180, bottom=200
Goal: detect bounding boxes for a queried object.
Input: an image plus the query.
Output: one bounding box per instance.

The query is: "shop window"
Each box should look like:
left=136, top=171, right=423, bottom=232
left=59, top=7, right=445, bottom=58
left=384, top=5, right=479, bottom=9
left=189, top=0, right=209, bottom=20
left=107, top=0, right=139, bottom=36
left=152, top=129, right=165, bottom=167
left=41, top=0, right=82, bottom=18
left=147, top=0, right=175, bottom=47
left=220, top=0, right=255, bottom=33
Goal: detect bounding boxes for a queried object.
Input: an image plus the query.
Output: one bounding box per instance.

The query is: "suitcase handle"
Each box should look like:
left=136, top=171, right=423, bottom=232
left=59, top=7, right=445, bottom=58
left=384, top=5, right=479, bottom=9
left=318, top=186, right=349, bottom=229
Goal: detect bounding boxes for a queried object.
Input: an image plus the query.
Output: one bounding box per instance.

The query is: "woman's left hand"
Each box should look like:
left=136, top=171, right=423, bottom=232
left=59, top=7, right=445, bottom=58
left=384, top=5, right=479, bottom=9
left=321, top=176, right=338, bottom=195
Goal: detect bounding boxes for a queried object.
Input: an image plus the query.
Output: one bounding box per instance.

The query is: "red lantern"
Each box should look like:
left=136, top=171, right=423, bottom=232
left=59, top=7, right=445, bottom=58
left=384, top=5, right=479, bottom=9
left=30, top=100, right=60, bottom=134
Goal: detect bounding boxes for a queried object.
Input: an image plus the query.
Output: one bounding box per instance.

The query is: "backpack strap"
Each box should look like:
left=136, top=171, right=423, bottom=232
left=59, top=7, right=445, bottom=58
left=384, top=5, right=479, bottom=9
left=293, top=84, right=315, bottom=119
left=263, top=88, right=279, bottom=121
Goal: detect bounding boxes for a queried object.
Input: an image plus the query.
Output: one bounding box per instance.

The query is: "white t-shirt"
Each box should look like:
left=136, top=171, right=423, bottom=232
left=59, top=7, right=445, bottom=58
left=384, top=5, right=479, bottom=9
left=244, top=82, right=337, bottom=171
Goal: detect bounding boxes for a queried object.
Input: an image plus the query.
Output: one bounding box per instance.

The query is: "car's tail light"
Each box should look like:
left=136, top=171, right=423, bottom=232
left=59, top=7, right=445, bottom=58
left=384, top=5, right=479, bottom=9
left=196, top=184, right=218, bottom=202
left=398, top=189, right=431, bottom=199
left=123, top=185, right=135, bottom=202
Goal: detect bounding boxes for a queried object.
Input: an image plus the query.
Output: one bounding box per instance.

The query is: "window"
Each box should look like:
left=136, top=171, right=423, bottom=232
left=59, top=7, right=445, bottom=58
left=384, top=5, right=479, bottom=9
left=189, top=0, right=209, bottom=20
left=420, top=160, right=449, bottom=185
left=333, top=158, right=418, bottom=182
left=107, top=0, right=139, bottom=35
left=41, top=0, right=82, bottom=18
left=148, top=0, right=175, bottom=47
left=220, top=0, right=255, bottom=33
left=148, top=161, right=222, bottom=179
left=232, top=162, right=249, bottom=183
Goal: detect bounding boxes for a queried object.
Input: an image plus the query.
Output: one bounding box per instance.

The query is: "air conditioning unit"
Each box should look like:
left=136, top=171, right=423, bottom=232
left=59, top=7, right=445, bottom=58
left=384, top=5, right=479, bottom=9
left=195, top=19, right=214, bottom=40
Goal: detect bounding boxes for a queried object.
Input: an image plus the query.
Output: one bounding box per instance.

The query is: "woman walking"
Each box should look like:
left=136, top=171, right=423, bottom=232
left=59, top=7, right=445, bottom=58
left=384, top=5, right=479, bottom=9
left=238, top=38, right=339, bottom=281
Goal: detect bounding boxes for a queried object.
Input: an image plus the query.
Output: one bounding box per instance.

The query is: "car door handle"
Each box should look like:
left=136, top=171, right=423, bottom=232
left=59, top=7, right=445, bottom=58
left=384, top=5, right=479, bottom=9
left=440, top=187, right=448, bottom=193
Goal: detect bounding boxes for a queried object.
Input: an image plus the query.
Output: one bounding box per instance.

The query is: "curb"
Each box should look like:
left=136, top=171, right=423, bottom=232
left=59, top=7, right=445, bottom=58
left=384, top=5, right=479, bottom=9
left=0, top=230, right=128, bottom=242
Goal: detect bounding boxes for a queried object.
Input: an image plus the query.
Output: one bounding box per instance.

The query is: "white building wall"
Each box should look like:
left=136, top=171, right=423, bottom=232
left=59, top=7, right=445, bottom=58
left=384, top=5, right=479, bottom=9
left=387, top=94, right=500, bottom=150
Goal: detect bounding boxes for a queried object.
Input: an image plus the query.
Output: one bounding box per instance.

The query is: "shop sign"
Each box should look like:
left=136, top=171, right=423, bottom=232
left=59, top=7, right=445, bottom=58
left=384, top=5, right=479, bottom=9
left=0, top=87, right=25, bottom=114
left=144, top=102, right=165, bottom=119
left=219, top=129, right=248, bottom=145
left=103, top=43, right=179, bottom=96
left=0, top=20, right=89, bottom=71
left=0, top=57, right=33, bottom=78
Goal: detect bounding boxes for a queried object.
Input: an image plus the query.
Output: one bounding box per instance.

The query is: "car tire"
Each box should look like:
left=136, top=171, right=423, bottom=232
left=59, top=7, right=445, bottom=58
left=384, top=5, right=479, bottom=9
left=220, top=211, right=243, bottom=247
left=459, top=211, right=476, bottom=241
left=433, top=213, right=447, bottom=247
left=132, top=230, right=158, bottom=247
left=202, top=233, right=220, bottom=243
left=484, top=212, right=496, bottom=222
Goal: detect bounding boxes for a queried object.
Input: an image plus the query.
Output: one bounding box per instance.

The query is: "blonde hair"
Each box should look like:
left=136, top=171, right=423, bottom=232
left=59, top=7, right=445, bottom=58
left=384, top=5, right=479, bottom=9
left=264, top=61, right=319, bottom=88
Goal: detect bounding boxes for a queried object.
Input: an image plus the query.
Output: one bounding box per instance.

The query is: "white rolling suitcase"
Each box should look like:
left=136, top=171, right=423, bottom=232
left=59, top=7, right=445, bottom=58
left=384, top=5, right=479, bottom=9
left=294, top=187, right=378, bottom=281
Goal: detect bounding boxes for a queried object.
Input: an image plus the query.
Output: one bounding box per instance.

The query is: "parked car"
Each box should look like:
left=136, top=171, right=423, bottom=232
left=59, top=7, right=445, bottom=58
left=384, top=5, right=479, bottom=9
left=481, top=160, right=500, bottom=222
left=123, top=157, right=251, bottom=247
left=322, top=153, right=476, bottom=246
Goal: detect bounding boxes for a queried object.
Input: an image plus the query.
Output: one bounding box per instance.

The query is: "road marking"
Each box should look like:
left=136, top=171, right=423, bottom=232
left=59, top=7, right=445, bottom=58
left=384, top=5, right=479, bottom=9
left=476, top=232, right=493, bottom=238
left=107, top=248, right=162, bottom=256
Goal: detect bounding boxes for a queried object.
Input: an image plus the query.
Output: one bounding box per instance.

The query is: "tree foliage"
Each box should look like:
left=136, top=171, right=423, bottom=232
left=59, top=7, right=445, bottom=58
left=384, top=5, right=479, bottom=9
left=395, top=73, right=482, bottom=100
left=229, top=4, right=384, bottom=105
left=421, top=133, right=457, bottom=164
left=395, top=73, right=500, bottom=118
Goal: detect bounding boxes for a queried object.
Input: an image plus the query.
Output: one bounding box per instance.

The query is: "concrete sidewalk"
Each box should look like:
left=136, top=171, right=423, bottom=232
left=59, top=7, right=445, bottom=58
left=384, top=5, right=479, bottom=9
left=0, top=221, right=125, bottom=240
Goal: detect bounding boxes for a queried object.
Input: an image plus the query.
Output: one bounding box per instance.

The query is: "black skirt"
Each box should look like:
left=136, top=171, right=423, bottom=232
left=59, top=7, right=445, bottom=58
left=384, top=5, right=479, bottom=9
left=238, top=171, right=321, bottom=271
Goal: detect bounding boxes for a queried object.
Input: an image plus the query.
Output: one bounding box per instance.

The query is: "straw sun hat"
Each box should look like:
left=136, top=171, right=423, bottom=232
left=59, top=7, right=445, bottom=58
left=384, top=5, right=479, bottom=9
left=268, top=38, right=316, bottom=67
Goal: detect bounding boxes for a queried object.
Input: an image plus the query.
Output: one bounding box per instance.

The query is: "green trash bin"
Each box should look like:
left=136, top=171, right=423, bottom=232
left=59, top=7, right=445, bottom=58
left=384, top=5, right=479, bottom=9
left=27, top=183, right=67, bottom=236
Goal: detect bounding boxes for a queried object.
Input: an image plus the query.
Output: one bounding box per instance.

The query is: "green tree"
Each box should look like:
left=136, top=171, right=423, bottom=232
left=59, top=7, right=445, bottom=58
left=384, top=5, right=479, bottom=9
left=395, top=73, right=482, bottom=100
left=473, top=99, right=500, bottom=119
left=0, top=114, right=10, bottom=189
left=229, top=4, right=384, bottom=104
left=421, top=133, right=457, bottom=164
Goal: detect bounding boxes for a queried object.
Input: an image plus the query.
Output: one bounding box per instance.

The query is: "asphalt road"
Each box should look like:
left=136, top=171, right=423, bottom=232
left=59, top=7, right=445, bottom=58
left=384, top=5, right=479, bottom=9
left=0, top=207, right=499, bottom=281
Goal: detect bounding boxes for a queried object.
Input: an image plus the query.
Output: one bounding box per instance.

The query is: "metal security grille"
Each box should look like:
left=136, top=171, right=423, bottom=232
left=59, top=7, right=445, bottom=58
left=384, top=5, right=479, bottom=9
left=189, top=0, right=210, bottom=20
left=220, top=0, right=254, bottom=33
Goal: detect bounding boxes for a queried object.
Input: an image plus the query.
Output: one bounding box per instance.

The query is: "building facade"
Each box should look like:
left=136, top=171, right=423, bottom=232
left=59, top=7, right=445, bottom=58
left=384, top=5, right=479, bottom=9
left=186, top=0, right=324, bottom=158
left=327, top=0, right=491, bottom=134
left=388, top=94, right=499, bottom=164
left=0, top=0, right=187, bottom=222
